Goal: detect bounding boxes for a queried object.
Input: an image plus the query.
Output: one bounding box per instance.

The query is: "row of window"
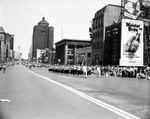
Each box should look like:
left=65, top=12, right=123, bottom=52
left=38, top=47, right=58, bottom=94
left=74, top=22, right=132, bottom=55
left=92, top=30, right=103, bottom=39
left=92, top=16, right=104, bottom=30
left=105, top=31, right=119, bottom=37
left=92, top=41, right=102, bottom=50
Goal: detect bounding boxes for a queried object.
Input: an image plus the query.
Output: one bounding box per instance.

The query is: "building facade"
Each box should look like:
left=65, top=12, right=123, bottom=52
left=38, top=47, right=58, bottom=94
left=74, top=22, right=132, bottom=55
left=55, top=39, right=91, bottom=65
left=6, top=33, right=14, bottom=61
left=102, top=0, right=150, bottom=66
left=90, top=4, right=121, bottom=65
left=14, top=51, right=22, bottom=61
left=36, top=49, right=45, bottom=63
left=76, top=46, right=92, bottom=66
left=104, top=22, right=121, bottom=66
left=0, top=27, right=6, bottom=62
left=32, top=17, right=54, bottom=61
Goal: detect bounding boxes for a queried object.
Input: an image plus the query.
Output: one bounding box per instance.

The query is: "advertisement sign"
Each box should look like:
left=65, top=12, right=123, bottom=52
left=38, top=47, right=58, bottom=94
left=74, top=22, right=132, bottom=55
left=121, top=0, right=150, bottom=19
left=122, top=0, right=142, bottom=19
left=140, top=0, right=150, bottom=7
left=120, top=19, right=144, bottom=66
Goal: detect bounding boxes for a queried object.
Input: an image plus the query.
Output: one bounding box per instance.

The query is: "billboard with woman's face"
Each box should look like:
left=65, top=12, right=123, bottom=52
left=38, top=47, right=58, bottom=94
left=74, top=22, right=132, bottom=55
left=120, top=19, right=144, bottom=66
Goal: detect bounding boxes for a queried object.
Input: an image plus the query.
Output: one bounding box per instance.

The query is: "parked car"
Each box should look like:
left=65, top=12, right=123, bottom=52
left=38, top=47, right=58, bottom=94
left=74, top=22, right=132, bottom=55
left=0, top=65, right=2, bottom=71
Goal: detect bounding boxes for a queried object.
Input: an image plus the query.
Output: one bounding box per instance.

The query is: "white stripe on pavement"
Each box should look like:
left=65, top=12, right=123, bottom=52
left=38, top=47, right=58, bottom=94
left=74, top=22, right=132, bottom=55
left=28, top=70, right=141, bottom=119
left=0, top=99, right=10, bottom=103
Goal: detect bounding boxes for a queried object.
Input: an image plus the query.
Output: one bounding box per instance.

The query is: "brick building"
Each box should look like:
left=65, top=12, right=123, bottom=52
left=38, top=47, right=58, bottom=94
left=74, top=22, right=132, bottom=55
left=104, top=22, right=121, bottom=66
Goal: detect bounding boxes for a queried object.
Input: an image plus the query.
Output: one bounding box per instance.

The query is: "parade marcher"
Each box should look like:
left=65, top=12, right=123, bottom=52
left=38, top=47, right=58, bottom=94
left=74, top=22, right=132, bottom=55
left=145, top=66, right=150, bottom=80
left=137, top=68, right=146, bottom=79
left=76, top=65, right=82, bottom=76
left=87, top=66, right=93, bottom=75
left=96, top=65, right=101, bottom=77
left=2, top=65, right=6, bottom=73
left=82, top=65, right=87, bottom=78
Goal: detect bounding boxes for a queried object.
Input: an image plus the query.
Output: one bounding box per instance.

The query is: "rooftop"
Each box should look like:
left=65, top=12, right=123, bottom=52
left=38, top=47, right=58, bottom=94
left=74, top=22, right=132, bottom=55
left=0, top=27, right=5, bottom=33
left=38, top=17, right=49, bottom=25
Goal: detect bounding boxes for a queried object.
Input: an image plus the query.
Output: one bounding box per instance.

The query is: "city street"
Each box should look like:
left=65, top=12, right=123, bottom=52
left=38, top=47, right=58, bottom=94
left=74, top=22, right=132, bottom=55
left=0, top=64, right=149, bottom=119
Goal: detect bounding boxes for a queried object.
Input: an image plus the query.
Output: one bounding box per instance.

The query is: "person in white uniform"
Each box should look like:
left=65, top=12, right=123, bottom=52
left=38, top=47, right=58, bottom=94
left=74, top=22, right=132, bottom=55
left=96, top=65, right=101, bottom=77
left=82, top=65, right=87, bottom=78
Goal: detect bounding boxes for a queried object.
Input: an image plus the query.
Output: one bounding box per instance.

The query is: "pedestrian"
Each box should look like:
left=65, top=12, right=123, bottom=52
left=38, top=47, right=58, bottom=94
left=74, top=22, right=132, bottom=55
left=96, top=65, right=101, bottom=77
left=82, top=65, right=87, bottom=78
left=3, top=65, right=6, bottom=73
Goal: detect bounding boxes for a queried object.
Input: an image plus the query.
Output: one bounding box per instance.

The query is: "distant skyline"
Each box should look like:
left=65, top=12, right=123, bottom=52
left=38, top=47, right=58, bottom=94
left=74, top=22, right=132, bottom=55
left=0, top=0, right=121, bottom=59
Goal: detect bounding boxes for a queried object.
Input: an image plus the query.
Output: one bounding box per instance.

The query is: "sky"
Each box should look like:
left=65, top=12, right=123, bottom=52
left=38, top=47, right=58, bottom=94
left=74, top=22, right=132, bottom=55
left=0, top=0, right=121, bottom=59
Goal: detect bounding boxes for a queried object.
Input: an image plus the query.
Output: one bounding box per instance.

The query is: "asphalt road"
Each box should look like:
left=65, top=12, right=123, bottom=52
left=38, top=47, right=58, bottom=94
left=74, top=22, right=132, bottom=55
left=0, top=64, right=149, bottom=119
left=0, top=64, right=126, bottom=119
left=30, top=65, right=150, bottom=119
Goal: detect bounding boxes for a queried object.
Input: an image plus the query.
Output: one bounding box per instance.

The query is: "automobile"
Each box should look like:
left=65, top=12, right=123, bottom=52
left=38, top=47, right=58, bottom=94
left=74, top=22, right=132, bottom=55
left=0, top=65, right=2, bottom=71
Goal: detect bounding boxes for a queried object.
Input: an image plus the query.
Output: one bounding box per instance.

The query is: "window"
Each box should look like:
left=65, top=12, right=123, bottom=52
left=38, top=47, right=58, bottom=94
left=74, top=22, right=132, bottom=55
left=68, top=55, right=73, bottom=59
left=100, top=40, right=103, bottom=49
left=68, top=50, right=73, bottom=55
left=92, top=43, right=94, bottom=50
left=98, top=42, right=99, bottom=49
left=93, top=43, right=95, bottom=50
left=87, top=53, right=91, bottom=57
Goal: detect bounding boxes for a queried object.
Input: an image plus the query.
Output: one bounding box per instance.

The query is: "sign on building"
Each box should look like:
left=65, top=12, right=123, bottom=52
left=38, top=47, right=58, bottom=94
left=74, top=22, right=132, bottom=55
left=121, top=0, right=150, bottom=19
left=120, top=19, right=144, bottom=66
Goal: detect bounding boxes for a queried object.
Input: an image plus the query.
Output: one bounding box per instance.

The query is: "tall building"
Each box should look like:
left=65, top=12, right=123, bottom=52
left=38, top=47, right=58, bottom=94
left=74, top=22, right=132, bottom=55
left=6, top=33, right=14, bottom=61
left=0, top=27, right=6, bottom=62
left=90, top=4, right=121, bottom=65
left=9, top=34, right=14, bottom=50
left=32, top=17, right=54, bottom=61
left=0, top=27, right=14, bottom=62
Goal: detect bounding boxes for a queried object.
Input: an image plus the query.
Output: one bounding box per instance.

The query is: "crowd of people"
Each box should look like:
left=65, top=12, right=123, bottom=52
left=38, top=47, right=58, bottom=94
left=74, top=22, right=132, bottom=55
left=47, top=64, right=150, bottom=80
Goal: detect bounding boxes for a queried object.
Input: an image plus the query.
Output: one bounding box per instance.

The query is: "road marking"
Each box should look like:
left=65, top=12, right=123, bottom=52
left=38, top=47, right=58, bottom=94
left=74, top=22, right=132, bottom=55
left=0, top=99, right=10, bottom=103
left=28, top=70, right=141, bottom=119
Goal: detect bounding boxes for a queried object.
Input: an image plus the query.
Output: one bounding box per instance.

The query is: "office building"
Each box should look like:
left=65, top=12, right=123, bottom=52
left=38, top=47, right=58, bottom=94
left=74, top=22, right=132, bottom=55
left=55, top=39, right=91, bottom=65
left=32, top=17, right=54, bottom=61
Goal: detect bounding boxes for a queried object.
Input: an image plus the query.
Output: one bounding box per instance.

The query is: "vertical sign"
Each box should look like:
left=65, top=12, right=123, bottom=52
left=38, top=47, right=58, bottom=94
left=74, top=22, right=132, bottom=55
left=120, top=19, right=144, bottom=66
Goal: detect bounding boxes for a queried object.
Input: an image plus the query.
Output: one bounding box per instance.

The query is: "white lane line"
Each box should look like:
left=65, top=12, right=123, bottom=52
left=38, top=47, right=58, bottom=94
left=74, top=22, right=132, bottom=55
left=0, top=99, right=10, bottom=103
left=28, top=70, right=141, bottom=119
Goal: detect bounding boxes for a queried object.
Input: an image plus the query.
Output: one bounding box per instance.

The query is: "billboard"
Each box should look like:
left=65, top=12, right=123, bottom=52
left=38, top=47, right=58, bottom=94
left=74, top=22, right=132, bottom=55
left=140, top=0, right=150, bottom=7
left=121, top=0, right=150, bottom=19
left=122, top=0, right=142, bottom=19
left=120, top=19, right=144, bottom=66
